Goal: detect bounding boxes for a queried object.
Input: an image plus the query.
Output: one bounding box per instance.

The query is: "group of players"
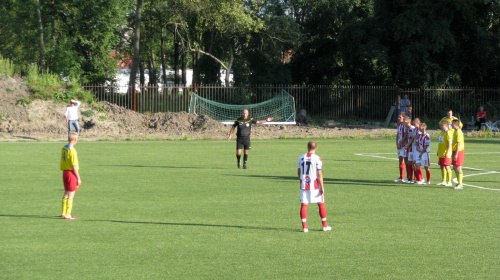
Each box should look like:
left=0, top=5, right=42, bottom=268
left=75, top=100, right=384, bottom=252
left=395, top=109, right=465, bottom=189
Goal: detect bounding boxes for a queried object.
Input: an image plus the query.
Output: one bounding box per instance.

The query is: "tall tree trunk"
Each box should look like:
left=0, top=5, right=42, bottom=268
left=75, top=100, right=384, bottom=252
left=192, top=49, right=199, bottom=85
left=149, top=51, right=156, bottom=86
left=139, top=62, right=145, bottom=85
left=181, top=51, right=187, bottom=85
left=128, top=0, right=143, bottom=93
left=160, top=25, right=167, bottom=84
left=148, top=0, right=156, bottom=86
left=174, top=26, right=180, bottom=84
left=50, top=0, right=56, bottom=41
left=36, top=0, right=46, bottom=74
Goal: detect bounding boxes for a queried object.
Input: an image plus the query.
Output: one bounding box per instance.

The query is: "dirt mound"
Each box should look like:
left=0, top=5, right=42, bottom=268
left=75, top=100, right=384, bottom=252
left=0, top=76, right=396, bottom=141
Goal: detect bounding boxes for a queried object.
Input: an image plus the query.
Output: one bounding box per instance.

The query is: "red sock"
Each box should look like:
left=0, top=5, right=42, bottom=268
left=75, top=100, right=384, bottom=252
left=426, top=169, right=431, bottom=182
left=318, top=203, right=328, bottom=227
left=414, top=168, right=420, bottom=181
left=418, top=167, right=423, bottom=181
left=300, top=204, right=308, bottom=229
left=399, top=162, right=405, bottom=179
left=406, top=164, right=413, bottom=180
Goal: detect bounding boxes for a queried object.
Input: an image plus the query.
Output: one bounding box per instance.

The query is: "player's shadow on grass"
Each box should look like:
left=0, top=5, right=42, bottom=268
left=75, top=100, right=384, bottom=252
left=104, top=164, right=201, bottom=169
left=323, top=178, right=450, bottom=189
left=13, top=135, right=38, bottom=140
left=0, top=214, right=299, bottom=231
left=229, top=174, right=449, bottom=189
left=0, top=214, right=63, bottom=220
left=89, top=219, right=297, bottom=232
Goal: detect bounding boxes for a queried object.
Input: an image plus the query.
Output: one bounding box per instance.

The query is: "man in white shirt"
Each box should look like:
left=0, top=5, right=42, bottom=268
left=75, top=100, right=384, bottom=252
left=65, top=99, right=81, bottom=135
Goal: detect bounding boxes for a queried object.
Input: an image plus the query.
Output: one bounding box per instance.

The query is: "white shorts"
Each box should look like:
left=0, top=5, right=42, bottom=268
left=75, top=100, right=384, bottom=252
left=397, top=148, right=407, bottom=158
left=407, top=149, right=415, bottom=162
left=300, top=189, right=325, bottom=204
left=416, top=152, right=430, bottom=167
left=414, top=150, right=421, bottom=161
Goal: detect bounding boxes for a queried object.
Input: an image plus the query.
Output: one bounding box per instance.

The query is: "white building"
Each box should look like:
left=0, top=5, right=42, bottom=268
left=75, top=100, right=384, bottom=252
left=111, top=69, right=233, bottom=92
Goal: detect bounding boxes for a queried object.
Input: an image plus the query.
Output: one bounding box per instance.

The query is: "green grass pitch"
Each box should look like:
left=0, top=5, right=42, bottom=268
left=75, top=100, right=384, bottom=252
left=1, top=138, right=499, bottom=279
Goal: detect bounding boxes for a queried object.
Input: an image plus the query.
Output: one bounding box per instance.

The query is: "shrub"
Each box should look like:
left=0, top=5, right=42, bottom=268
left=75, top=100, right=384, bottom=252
left=17, top=98, right=31, bottom=105
left=0, top=55, right=19, bottom=76
left=82, top=110, right=95, bottom=117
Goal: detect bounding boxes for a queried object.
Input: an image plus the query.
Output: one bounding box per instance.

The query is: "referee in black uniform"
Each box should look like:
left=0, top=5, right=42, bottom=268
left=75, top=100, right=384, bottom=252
left=227, top=109, right=273, bottom=169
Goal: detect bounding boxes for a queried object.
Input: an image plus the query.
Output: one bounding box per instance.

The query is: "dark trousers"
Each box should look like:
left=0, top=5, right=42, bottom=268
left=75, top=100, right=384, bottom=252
left=475, top=118, right=486, bottom=130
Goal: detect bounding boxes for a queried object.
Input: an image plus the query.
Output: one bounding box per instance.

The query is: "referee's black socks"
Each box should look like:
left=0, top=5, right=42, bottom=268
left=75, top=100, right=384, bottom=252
left=243, top=154, right=248, bottom=164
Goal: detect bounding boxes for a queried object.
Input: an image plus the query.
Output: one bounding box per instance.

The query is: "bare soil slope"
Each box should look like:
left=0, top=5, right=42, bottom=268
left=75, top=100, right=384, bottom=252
left=0, top=76, right=394, bottom=141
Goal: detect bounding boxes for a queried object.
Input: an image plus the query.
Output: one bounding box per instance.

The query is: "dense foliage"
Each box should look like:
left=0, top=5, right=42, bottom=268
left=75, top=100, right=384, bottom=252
left=0, top=0, right=498, bottom=86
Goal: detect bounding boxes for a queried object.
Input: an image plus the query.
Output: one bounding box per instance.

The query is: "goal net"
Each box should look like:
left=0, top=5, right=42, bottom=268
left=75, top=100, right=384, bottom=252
left=189, top=90, right=296, bottom=124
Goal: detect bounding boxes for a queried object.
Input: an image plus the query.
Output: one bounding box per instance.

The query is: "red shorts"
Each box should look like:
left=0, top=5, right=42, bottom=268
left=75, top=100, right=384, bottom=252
left=452, top=150, right=465, bottom=166
left=438, top=157, right=451, bottom=167
left=63, top=170, right=79, bottom=191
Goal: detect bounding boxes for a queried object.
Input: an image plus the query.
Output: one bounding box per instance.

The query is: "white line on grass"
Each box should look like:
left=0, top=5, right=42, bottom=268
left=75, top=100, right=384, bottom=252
left=355, top=153, right=500, bottom=192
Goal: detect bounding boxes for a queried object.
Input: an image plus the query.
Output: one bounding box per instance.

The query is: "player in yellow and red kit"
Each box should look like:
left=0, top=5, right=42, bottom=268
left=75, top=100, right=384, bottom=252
left=60, top=132, right=81, bottom=219
left=451, top=119, right=465, bottom=189
left=437, top=121, right=453, bottom=187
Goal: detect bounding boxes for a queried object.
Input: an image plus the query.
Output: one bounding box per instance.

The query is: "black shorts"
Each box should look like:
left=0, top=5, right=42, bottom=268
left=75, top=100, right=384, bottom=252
left=236, top=137, right=251, bottom=150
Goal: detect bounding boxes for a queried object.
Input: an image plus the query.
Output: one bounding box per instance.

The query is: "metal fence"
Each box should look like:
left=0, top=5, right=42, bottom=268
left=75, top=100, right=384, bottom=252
left=83, top=84, right=500, bottom=121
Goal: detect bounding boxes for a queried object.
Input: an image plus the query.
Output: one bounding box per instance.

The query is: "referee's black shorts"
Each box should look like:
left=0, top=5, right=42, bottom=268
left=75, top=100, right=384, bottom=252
left=236, top=136, right=251, bottom=150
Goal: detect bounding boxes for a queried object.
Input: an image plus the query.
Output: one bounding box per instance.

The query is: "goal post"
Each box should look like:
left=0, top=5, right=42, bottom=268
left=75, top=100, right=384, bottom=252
left=189, top=90, right=296, bottom=125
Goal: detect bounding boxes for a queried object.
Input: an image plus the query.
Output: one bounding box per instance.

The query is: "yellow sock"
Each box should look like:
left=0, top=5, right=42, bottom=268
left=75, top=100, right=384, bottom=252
left=62, top=198, right=68, bottom=216
left=66, top=199, right=73, bottom=217
left=447, top=169, right=452, bottom=183
left=441, top=169, right=446, bottom=183
left=458, top=173, right=463, bottom=185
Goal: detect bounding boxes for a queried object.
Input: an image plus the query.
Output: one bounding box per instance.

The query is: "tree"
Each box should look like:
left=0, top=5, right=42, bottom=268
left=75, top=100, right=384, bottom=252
left=129, top=0, right=144, bottom=89
left=172, top=0, right=265, bottom=85
left=375, top=0, right=500, bottom=87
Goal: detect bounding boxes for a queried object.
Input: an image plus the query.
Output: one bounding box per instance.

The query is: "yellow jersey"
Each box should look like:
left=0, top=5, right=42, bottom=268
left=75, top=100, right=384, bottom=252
left=437, top=130, right=453, bottom=158
left=452, top=128, right=465, bottom=152
left=60, top=144, right=79, bottom=171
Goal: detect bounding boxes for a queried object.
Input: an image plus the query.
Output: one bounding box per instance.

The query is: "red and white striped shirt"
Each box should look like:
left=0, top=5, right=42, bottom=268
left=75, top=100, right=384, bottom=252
left=298, top=153, right=322, bottom=190
left=418, top=133, right=431, bottom=153
left=397, top=123, right=405, bottom=145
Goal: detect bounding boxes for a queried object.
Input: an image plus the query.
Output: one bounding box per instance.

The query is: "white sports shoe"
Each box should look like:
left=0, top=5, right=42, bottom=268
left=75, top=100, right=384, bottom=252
left=415, top=180, right=425, bottom=185
left=303, top=228, right=309, bottom=233
left=322, top=226, right=332, bottom=232
left=425, top=181, right=431, bottom=185
left=394, top=178, right=403, bottom=183
left=437, top=182, right=447, bottom=186
left=402, top=178, right=411, bottom=183
left=454, top=185, right=464, bottom=190
left=445, top=182, right=453, bottom=187
left=452, top=178, right=458, bottom=184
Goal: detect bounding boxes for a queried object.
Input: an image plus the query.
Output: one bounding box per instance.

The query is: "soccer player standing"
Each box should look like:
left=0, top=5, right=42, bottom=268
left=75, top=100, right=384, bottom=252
left=298, top=141, right=331, bottom=232
left=437, top=121, right=453, bottom=187
left=395, top=113, right=407, bottom=182
left=451, top=119, right=465, bottom=189
left=60, top=132, right=81, bottom=219
left=227, top=108, right=273, bottom=169
left=404, top=118, right=420, bottom=183
left=415, top=123, right=431, bottom=184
